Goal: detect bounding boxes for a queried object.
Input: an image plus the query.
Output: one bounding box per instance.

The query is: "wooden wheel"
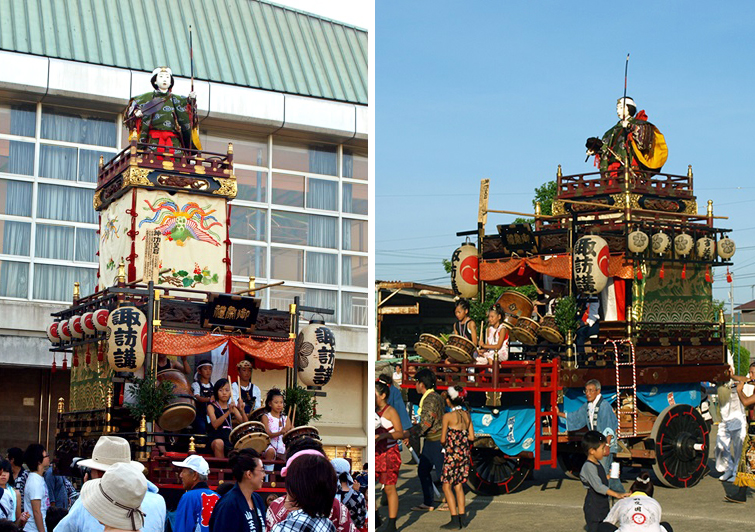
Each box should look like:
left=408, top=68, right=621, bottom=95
left=466, top=437, right=533, bottom=495
left=556, top=441, right=586, bottom=480
left=650, top=404, right=709, bottom=488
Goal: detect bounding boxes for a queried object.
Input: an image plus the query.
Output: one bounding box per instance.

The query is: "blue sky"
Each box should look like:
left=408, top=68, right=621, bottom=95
left=376, top=1, right=755, bottom=308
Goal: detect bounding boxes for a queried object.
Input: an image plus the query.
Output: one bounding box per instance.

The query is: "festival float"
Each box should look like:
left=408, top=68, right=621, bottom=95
left=405, top=92, right=734, bottom=493
left=46, top=66, right=337, bottom=505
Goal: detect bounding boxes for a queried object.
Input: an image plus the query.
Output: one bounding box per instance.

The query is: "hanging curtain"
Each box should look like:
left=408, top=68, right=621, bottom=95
left=343, top=183, right=353, bottom=213
left=3, top=180, right=32, bottom=216
left=343, top=151, right=354, bottom=178
left=0, top=261, right=29, bottom=298
left=342, top=220, right=352, bottom=251
left=308, top=145, right=337, bottom=176
left=342, top=292, right=367, bottom=326
left=306, top=252, right=337, bottom=285
left=35, top=225, right=73, bottom=260
left=34, top=265, right=95, bottom=301
left=39, top=145, right=77, bottom=180
left=75, top=228, right=98, bottom=262
left=41, top=107, right=117, bottom=147
left=5, top=141, right=34, bottom=176
left=307, top=215, right=337, bottom=248
left=10, top=104, right=36, bottom=137
left=2, top=221, right=30, bottom=256
left=341, top=256, right=352, bottom=286
left=37, top=184, right=97, bottom=224
left=307, top=178, right=337, bottom=210
left=305, top=288, right=336, bottom=320
left=79, top=149, right=112, bottom=183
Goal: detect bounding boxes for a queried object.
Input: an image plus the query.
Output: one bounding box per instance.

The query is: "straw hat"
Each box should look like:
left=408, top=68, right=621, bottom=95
left=77, top=436, right=144, bottom=472
left=81, top=462, right=147, bottom=531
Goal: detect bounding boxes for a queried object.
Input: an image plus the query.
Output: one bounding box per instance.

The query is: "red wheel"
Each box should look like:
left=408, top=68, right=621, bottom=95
left=466, top=437, right=533, bottom=495
left=650, top=404, right=709, bottom=488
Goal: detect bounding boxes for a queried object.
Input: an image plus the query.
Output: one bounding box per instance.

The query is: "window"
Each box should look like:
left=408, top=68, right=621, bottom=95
left=75, top=228, right=98, bottom=263
left=0, top=179, right=32, bottom=216
left=307, top=178, right=337, bottom=211
left=342, top=183, right=367, bottom=215
left=201, top=133, right=268, bottom=167
left=33, top=265, right=97, bottom=302
left=271, top=211, right=337, bottom=248
left=0, top=103, right=36, bottom=137
left=342, top=255, right=368, bottom=287
left=0, top=260, right=28, bottom=298
left=41, top=106, right=117, bottom=147
left=235, top=167, right=267, bottom=203
left=273, top=140, right=337, bottom=176
left=36, top=225, right=74, bottom=260
left=229, top=206, right=266, bottom=241
left=37, top=185, right=97, bottom=224
left=271, top=248, right=303, bottom=282
left=272, top=173, right=304, bottom=207
left=0, top=139, right=34, bottom=176
left=342, top=292, right=368, bottom=326
left=0, top=220, right=31, bottom=256
left=306, top=252, right=337, bottom=285
left=342, top=219, right=367, bottom=252
left=343, top=148, right=367, bottom=180
left=232, top=244, right=266, bottom=278
left=269, top=285, right=337, bottom=322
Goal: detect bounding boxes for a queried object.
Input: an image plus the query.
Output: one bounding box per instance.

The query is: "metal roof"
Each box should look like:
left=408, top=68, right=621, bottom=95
left=0, top=0, right=368, bottom=105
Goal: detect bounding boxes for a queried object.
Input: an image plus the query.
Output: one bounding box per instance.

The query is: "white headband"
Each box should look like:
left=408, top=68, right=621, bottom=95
left=448, top=387, right=459, bottom=400
left=635, top=476, right=650, bottom=484
left=152, top=66, right=173, bottom=77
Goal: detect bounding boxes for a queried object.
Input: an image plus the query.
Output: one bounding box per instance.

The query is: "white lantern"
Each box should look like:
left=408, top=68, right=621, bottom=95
left=47, top=323, right=61, bottom=344
left=59, top=320, right=72, bottom=342
left=82, top=312, right=96, bottom=336
left=651, top=232, right=670, bottom=256
left=93, top=309, right=110, bottom=332
left=696, top=237, right=715, bottom=260
left=573, top=235, right=609, bottom=295
left=297, top=318, right=336, bottom=387
left=717, top=236, right=736, bottom=260
left=106, top=307, right=147, bottom=372
left=70, top=316, right=84, bottom=339
left=450, top=243, right=479, bottom=299
left=627, top=230, right=649, bottom=253
left=674, top=233, right=693, bottom=257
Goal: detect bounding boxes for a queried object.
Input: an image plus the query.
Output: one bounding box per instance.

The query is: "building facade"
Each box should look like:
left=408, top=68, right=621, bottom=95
left=0, top=0, right=368, bottom=462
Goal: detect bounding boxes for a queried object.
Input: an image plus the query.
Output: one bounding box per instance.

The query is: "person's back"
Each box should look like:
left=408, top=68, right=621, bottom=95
left=173, top=483, right=218, bottom=532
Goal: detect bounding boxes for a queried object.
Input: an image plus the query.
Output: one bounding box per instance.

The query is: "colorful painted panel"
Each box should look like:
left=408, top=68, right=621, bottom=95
left=635, top=263, right=714, bottom=323
left=98, top=192, right=132, bottom=289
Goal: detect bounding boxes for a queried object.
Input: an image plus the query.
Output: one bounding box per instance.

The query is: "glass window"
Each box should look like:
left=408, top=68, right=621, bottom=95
left=33, top=264, right=97, bottom=302
left=342, top=255, right=368, bottom=287
left=272, top=173, right=304, bottom=207
left=342, top=183, right=368, bottom=215
left=0, top=221, right=31, bottom=256
left=271, top=247, right=303, bottom=282
left=235, top=167, right=267, bottom=203
left=0, top=139, right=34, bottom=176
left=269, top=285, right=336, bottom=322
left=307, top=178, right=337, bottom=211
left=342, top=292, right=368, bottom=326
left=273, top=140, right=337, bottom=176
left=80, top=149, right=113, bottom=183
left=232, top=243, right=266, bottom=278
left=0, top=103, right=36, bottom=137
left=36, top=225, right=74, bottom=260
left=75, top=228, right=98, bottom=263
left=0, top=260, right=28, bottom=298
left=0, top=179, right=33, bottom=216
left=343, top=148, right=367, bottom=180
left=37, top=185, right=97, bottom=224
left=201, top=134, right=268, bottom=167
left=306, top=251, right=337, bottom=285
left=41, top=106, right=117, bottom=147
left=39, top=145, right=77, bottom=181
left=229, top=206, right=266, bottom=241
left=271, top=211, right=337, bottom=249
left=342, top=219, right=367, bottom=252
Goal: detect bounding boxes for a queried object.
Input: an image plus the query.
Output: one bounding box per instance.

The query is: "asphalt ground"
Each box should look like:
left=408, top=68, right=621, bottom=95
left=377, top=425, right=753, bottom=532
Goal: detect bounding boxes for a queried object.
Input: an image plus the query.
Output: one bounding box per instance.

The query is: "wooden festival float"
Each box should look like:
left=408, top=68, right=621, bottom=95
left=45, top=86, right=338, bottom=506
left=404, top=101, right=736, bottom=493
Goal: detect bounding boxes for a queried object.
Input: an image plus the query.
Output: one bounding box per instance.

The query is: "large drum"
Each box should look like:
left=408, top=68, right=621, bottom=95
left=282, top=425, right=321, bottom=448
left=230, top=421, right=270, bottom=453
left=249, top=407, right=267, bottom=423
left=511, top=317, right=539, bottom=346
left=539, top=315, right=564, bottom=344
left=157, top=369, right=196, bottom=432
left=414, top=334, right=445, bottom=363
left=495, top=291, right=534, bottom=330
left=443, top=335, right=476, bottom=363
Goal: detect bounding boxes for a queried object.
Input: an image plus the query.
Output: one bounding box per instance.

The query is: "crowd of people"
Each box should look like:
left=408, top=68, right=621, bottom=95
left=0, top=434, right=367, bottom=532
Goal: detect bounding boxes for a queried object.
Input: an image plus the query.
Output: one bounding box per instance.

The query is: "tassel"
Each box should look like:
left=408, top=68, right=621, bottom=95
left=52, top=354, right=57, bottom=373
left=85, top=345, right=91, bottom=365
left=681, top=264, right=687, bottom=280
left=659, top=263, right=665, bottom=279
left=62, top=355, right=68, bottom=371
left=727, top=267, right=733, bottom=283
left=636, top=261, right=643, bottom=280
left=98, top=342, right=104, bottom=362
left=705, top=266, right=711, bottom=283
left=517, top=262, right=526, bottom=276
left=72, top=348, right=79, bottom=368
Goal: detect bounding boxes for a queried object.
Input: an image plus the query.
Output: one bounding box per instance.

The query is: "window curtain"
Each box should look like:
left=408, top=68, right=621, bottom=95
left=41, top=108, right=116, bottom=147
left=6, top=141, right=34, bottom=176
left=79, top=150, right=112, bottom=183
left=342, top=292, right=367, bottom=326
left=308, top=146, right=337, bottom=176
left=36, top=225, right=74, bottom=260
left=34, top=265, right=96, bottom=302
left=3, top=180, right=32, bottom=216
left=0, top=261, right=28, bottom=298
left=342, top=220, right=352, bottom=251
left=3, top=221, right=30, bottom=256
left=307, top=179, right=337, bottom=211
left=40, top=145, right=77, bottom=181
left=305, top=288, right=336, bottom=321
left=307, top=215, right=337, bottom=249
left=10, top=104, right=36, bottom=137
left=341, top=256, right=352, bottom=286
left=343, top=151, right=354, bottom=179
left=75, top=228, right=98, bottom=262
left=37, top=185, right=98, bottom=224
left=343, top=183, right=354, bottom=213
left=306, top=252, right=337, bottom=285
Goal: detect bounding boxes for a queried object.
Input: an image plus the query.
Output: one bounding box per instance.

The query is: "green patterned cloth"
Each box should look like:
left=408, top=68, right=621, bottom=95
left=635, top=263, right=714, bottom=323
left=130, top=90, right=195, bottom=150
left=599, top=118, right=645, bottom=172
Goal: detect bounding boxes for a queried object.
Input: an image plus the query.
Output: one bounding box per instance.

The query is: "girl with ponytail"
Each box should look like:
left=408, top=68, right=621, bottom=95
left=439, top=386, right=474, bottom=529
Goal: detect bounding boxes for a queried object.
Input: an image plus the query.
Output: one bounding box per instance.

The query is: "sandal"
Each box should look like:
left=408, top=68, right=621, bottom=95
left=436, top=502, right=450, bottom=511
left=411, top=504, right=435, bottom=511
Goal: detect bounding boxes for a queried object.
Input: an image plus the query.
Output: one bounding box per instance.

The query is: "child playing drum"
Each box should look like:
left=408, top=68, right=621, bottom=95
left=477, top=303, right=509, bottom=364
left=207, top=378, right=247, bottom=457
left=191, top=360, right=214, bottom=434
left=452, top=299, right=477, bottom=345
left=262, top=388, right=293, bottom=464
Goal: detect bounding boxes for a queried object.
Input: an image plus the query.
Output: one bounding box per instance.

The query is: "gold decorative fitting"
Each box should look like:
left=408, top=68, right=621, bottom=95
left=683, top=200, right=698, bottom=215
left=93, top=190, right=103, bottom=211
left=535, top=202, right=541, bottom=217
left=161, top=160, right=175, bottom=171
left=188, top=436, right=196, bottom=453
left=193, top=165, right=206, bottom=175
left=707, top=200, right=713, bottom=217
left=123, top=167, right=153, bottom=188
left=213, top=178, right=237, bottom=198
left=99, top=155, right=105, bottom=169
left=227, top=142, right=234, bottom=154
left=73, top=281, right=80, bottom=299
left=57, top=397, right=65, bottom=413
left=687, top=165, right=693, bottom=178
left=552, top=200, right=565, bottom=216
left=128, top=129, right=138, bottom=142
left=117, top=260, right=126, bottom=283
left=557, top=164, right=562, bottom=178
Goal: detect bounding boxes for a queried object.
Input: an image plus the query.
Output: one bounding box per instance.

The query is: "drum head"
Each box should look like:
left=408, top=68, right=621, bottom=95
left=444, top=346, right=475, bottom=364
left=158, top=404, right=196, bottom=432
left=235, top=432, right=270, bottom=453
left=415, top=342, right=442, bottom=363
left=539, top=327, right=563, bottom=344
left=249, top=407, right=267, bottom=422
left=230, top=421, right=266, bottom=445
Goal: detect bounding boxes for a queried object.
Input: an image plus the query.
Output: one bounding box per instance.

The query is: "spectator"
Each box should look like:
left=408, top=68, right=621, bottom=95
left=22, top=444, right=50, bottom=532
left=208, top=449, right=265, bottom=532
left=6, top=450, right=27, bottom=502
left=0, top=460, right=29, bottom=528
left=0, top=519, right=19, bottom=532
left=331, top=459, right=366, bottom=531
left=43, top=462, right=69, bottom=510
left=54, top=436, right=166, bottom=532
left=80, top=462, right=146, bottom=532
left=580, top=431, right=628, bottom=532
left=408, top=369, right=444, bottom=512
left=353, top=465, right=368, bottom=497
left=599, top=472, right=673, bottom=531
left=271, top=453, right=336, bottom=532
left=440, top=386, right=474, bottom=530
left=171, top=455, right=219, bottom=532
left=375, top=381, right=403, bottom=532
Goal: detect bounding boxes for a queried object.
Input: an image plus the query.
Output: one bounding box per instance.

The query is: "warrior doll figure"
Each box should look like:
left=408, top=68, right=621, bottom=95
left=585, top=96, right=667, bottom=178
left=125, top=66, right=201, bottom=154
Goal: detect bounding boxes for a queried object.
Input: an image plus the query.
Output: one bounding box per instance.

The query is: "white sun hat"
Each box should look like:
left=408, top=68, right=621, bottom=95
left=76, top=436, right=144, bottom=472
left=171, top=454, right=210, bottom=476
left=81, top=462, right=147, bottom=531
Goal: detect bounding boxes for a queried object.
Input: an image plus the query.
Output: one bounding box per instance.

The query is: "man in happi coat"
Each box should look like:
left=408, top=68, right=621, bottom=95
left=125, top=66, right=200, bottom=153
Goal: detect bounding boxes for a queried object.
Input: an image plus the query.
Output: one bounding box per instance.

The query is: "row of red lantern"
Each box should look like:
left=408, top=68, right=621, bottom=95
left=47, top=309, right=110, bottom=344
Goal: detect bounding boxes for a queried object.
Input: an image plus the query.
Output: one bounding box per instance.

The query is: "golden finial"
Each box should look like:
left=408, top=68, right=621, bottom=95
left=707, top=200, right=713, bottom=218
left=73, top=282, right=80, bottom=301
left=248, top=276, right=256, bottom=296
left=139, top=414, right=147, bottom=433
left=687, top=165, right=693, bottom=178
left=99, top=155, right=105, bottom=169
left=117, top=260, right=126, bottom=284
left=557, top=164, right=562, bottom=178
left=189, top=436, right=196, bottom=454
left=289, top=303, right=297, bottom=339
left=719, top=308, right=725, bottom=325
left=535, top=202, right=541, bottom=218
left=57, top=397, right=65, bottom=414
left=227, top=142, right=234, bottom=154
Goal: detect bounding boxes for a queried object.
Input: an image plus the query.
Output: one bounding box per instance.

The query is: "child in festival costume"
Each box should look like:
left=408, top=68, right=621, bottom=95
left=452, top=299, right=477, bottom=345
left=440, top=386, right=474, bottom=530
left=580, top=431, right=629, bottom=532
left=598, top=472, right=673, bottom=532
left=262, top=389, right=293, bottom=462
left=727, top=361, right=755, bottom=503
left=232, top=360, right=262, bottom=416
left=375, top=381, right=403, bottom=532
left=477, top=304, right=508, bottom=365
left=207, top=379, right=247, bottom=458
left=191, top=360, right=214, bottom=434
